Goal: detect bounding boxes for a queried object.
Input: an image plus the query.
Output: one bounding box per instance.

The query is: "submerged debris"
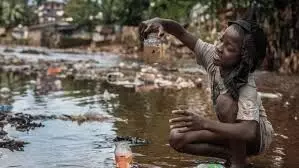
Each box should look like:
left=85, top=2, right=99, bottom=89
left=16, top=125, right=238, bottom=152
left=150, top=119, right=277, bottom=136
left=0, top=136, right=29, bottom=151
left=6, top=113, right=45, bottom=132
left=3, top=48, right=15, bottom=53
left=0, top=111, right=128, bottom=151
left=113, top=136, right=150, bottom=146
left=59, top=112, right=127, bottom=124
left=20, top=49, right=49, bottom=55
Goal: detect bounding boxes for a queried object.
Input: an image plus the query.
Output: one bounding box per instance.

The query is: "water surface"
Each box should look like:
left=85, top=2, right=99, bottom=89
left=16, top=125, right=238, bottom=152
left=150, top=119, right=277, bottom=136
left=0, top=49, right=298, bottom=168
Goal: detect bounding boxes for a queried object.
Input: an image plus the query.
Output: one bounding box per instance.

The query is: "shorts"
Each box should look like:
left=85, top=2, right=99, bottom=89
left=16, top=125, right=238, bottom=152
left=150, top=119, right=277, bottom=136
left=259, top=117, right=274, bottom=154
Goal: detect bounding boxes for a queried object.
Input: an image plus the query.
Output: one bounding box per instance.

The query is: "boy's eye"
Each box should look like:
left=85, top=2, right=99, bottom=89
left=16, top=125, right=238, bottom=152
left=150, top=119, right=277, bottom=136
left=227, top=48, right=234, bottom=52
left=227, top=45, right=236, bottom=52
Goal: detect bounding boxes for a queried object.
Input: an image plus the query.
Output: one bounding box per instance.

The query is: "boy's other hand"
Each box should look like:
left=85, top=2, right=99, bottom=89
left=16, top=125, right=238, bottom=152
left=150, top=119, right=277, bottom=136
left=169, top=109, right=207, bottom=133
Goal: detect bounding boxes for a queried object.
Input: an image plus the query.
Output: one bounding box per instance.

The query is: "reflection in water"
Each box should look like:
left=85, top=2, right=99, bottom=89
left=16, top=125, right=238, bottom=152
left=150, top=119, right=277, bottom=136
left=2, top=120, right=116, bottom=168
left=0, top=71, right=298, bottom=168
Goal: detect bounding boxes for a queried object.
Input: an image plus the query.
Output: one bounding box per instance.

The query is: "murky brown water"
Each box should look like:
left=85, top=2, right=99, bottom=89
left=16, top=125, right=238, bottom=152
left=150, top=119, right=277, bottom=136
left=0, top=49, right=298, bottom=167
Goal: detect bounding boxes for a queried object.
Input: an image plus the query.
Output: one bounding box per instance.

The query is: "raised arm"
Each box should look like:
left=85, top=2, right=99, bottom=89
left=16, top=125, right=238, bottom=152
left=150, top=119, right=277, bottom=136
left=139, top=18, right=215, bottom=72
left=139, top=17, right=197, bottom=52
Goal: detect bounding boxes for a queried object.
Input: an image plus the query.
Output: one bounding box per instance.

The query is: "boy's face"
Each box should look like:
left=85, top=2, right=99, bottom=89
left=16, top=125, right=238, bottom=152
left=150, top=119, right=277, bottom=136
left=214, top=25, right=243, bottom=69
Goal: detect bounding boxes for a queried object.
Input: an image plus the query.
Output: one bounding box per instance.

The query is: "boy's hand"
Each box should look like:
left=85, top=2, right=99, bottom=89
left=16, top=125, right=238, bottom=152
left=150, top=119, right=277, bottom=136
left=139, top=17, right=165, bottom=40
left=169, top=109, right=207, bottom=133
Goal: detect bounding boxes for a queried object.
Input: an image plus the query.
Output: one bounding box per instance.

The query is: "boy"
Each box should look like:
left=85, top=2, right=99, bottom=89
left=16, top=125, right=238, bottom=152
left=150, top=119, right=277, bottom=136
left=139, top=8, right=274, bottom=168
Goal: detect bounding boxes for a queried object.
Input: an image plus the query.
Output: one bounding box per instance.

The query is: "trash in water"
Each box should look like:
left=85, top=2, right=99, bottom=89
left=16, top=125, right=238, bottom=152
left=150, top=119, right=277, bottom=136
left=0, top=87, right=10, bottom=94
left=195, top=164, right=225, bottom=168
left=258, top=92, right=282, bottom=99
left=106, top=72, right=125, bottom=83
left=103, top=89, right=118, bottom=101
left=114, top=141, right=133, bottom=168
left=47, top=67, right=62, bottom=76
left=195, top=159, right=225, bottom=168
left=113, top=136, right=150, bottom=146
left=274, top=133, right=288, bottom=139
left=284, top=101, right=290, bottom=107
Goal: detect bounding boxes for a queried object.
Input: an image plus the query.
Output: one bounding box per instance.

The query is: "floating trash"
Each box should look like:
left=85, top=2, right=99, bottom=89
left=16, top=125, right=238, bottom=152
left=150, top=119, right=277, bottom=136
left=0, top=136, right=29, bottom=151
left=195, top=164, right=225, bottom=168
left=258, top=92, right=282, bottom=99
left=113, top=136, right=150, bottom=146
left=106, top=72, right=125, bottom=83
left=47, top=67, right=62, bottom=76
left=195, top=160, right=226, bottom=168
left=115, top=141, right=133, bottom=168
left=0, top=87, right=10, bottom=94
left=103, top=89, right=118, bottom=101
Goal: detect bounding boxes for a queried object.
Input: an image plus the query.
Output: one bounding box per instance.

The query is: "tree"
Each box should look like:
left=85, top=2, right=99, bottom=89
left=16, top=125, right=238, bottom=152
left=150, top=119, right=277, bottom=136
left=112, top=0, right=150, bottom=26
left=1, top=0, right=25, bottom=28
left=146, top=0, right=199, bottom=23
left=64, top=0, right=101, bottom=31
left=65, top=0, right=150, bottom=26
left=0, top=0, right=36, bottom=28
left=33, top=0, right=47, bottom=6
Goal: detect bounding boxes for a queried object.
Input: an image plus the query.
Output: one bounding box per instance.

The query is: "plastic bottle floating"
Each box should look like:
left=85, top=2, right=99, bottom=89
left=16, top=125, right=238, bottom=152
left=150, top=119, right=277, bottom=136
left=114, top=141, right=133, bottom=168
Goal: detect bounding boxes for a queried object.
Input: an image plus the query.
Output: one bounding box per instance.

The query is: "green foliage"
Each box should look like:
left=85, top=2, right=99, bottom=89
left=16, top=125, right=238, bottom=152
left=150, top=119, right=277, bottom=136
left=64, top=0, right=100, bottom=30
left=64, top=0, right=150, bottom=26
left=33, top=0, right=47, bottom=6
left=0, top=0, right=278, bottom=27
left=1, top=0, right=26, bottom=28
left=0, top=0, right=37, bottom=28
left=146, top=0, right=198, bottom=22
left=111, top=0, right=150, bottom=25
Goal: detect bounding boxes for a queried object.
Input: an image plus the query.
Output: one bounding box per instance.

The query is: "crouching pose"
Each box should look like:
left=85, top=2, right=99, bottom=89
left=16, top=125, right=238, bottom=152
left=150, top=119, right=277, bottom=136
left=139, top=7, right=274, bottom=168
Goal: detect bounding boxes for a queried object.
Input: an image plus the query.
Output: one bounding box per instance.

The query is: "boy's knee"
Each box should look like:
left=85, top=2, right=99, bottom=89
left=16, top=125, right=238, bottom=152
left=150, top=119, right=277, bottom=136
left=169, top=129, right=185, bottom=152
left=216, top=94, right=238, bottom=123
